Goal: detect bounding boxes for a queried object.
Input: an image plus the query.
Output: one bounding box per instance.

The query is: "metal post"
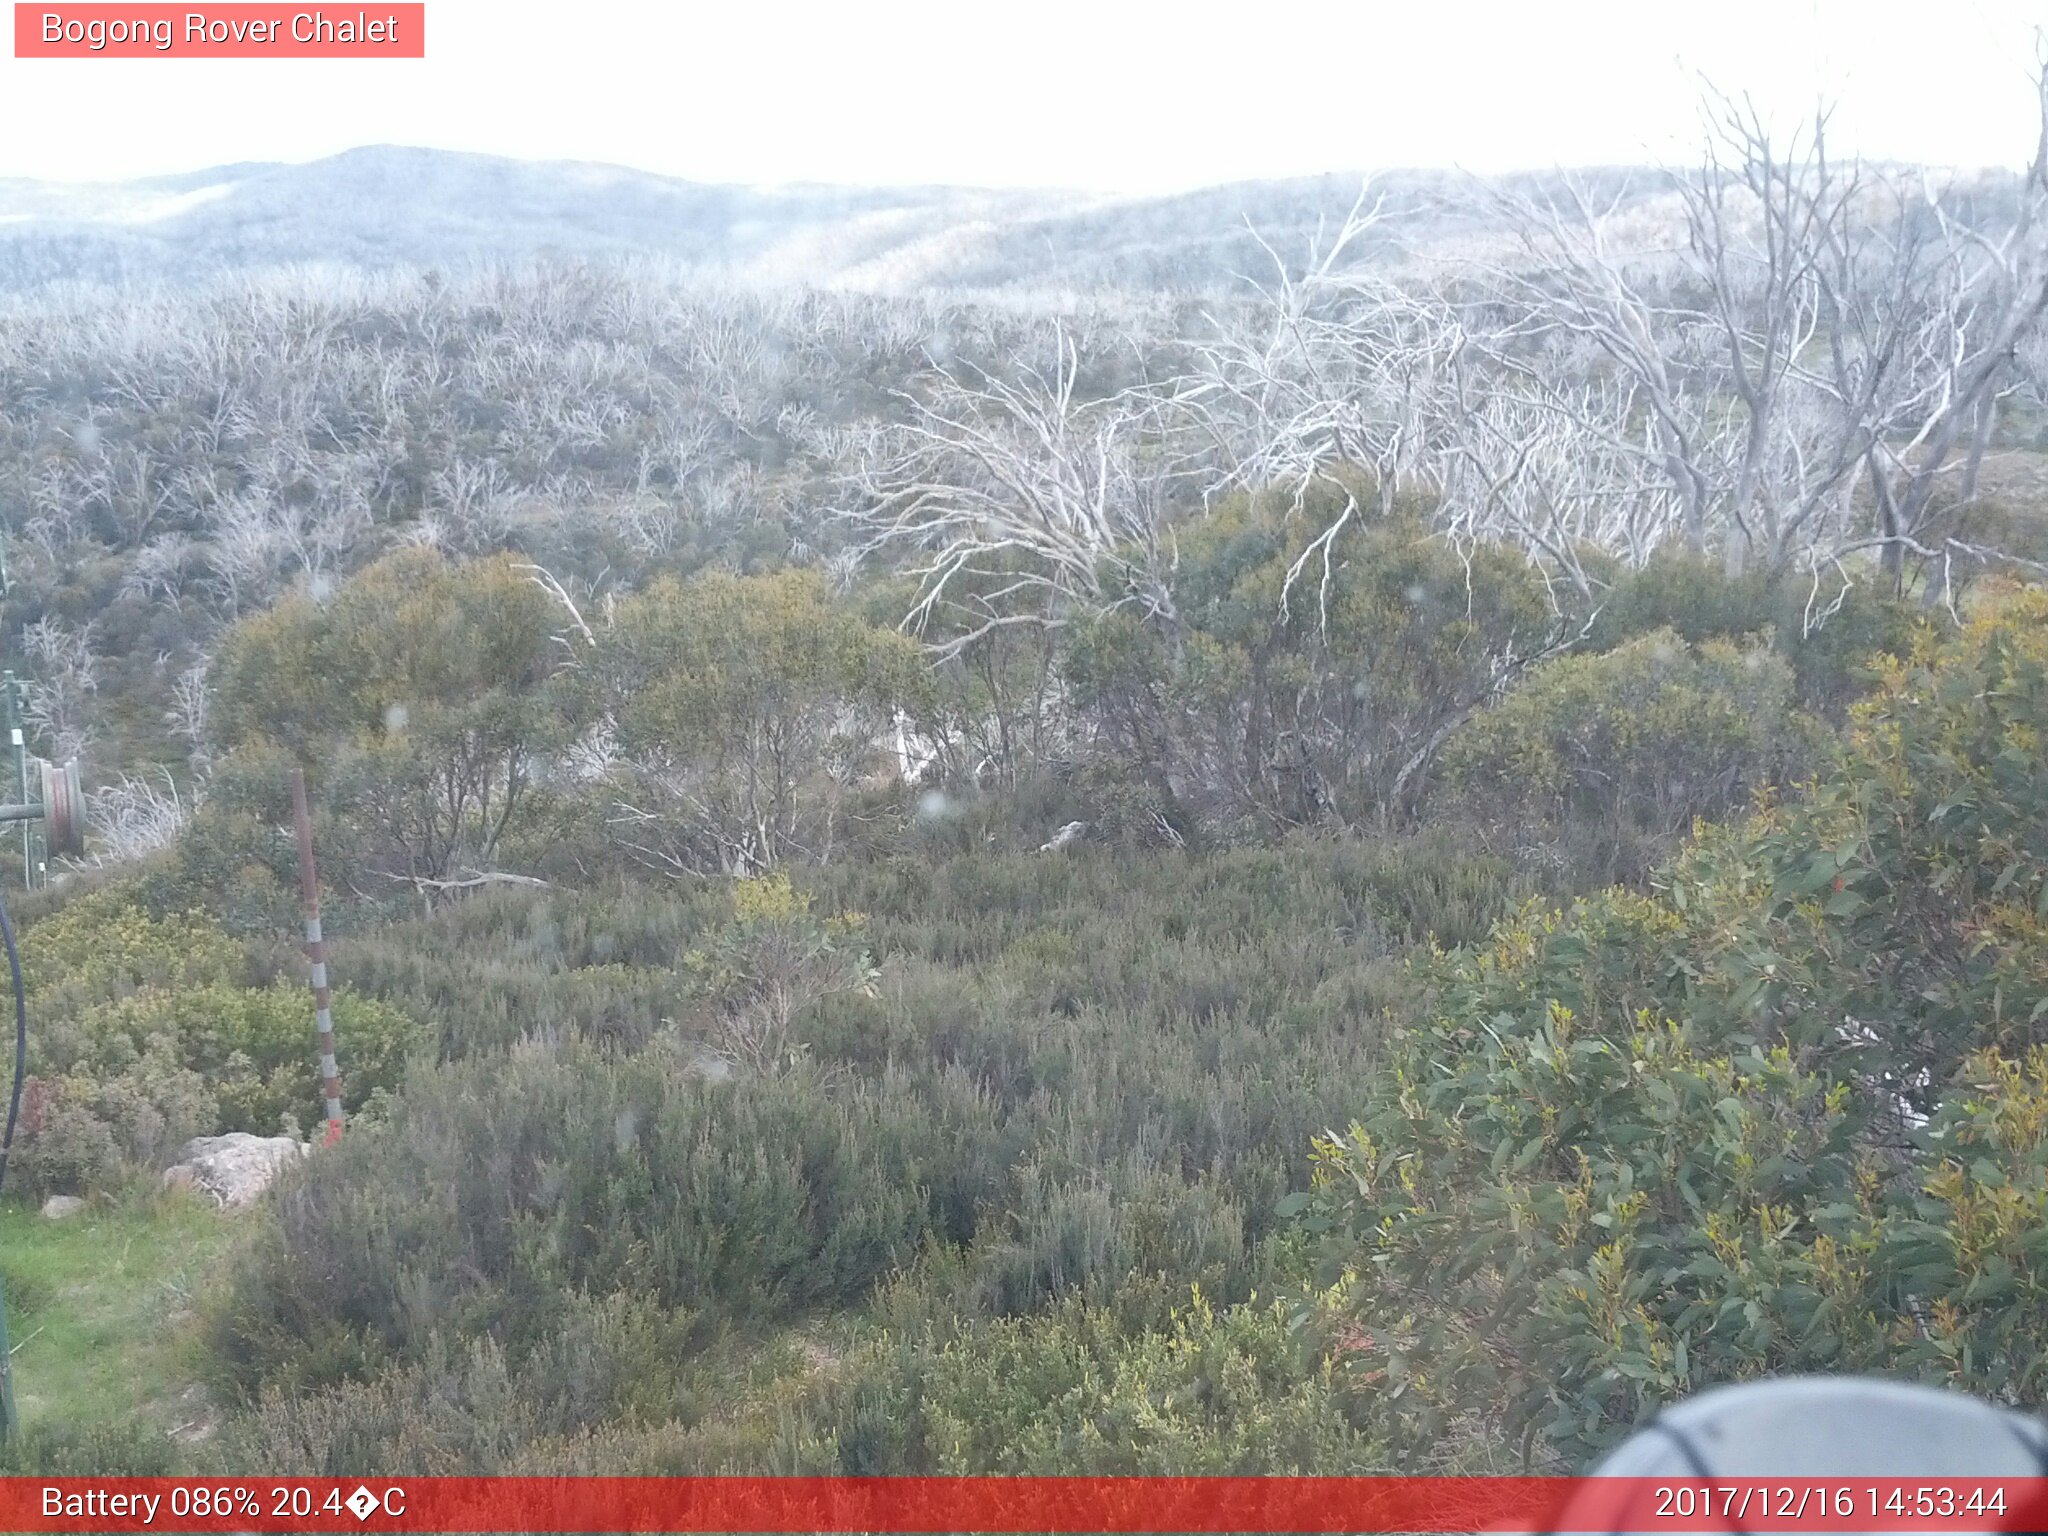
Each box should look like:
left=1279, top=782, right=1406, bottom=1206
left=290, top=769, right=344, bottom=1145
left=2, top=674, right=24, bottom=892
left=0, top=531, right=21, bottom=1442
left=0, top=1274, right=15, bottom=1442
left=0, top=526, right=23, bottom=893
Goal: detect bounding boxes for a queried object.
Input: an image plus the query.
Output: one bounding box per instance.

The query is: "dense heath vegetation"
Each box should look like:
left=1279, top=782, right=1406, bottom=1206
left=2, top=522, right=2042, bottom=1474
left=3, top=99, right=2048, bottom=1471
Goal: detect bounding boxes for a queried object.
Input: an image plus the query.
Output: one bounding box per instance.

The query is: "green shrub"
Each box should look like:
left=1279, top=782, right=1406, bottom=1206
left=219, top=1292, right=698, bottom=1475
left=208, top=550, right=569, bottom=888
left=21, top=887, right=243, bottom=1012
left=1320, top=830, right=1536, bottom=946
left=208, top=1040, right=998, bottom=1394
left=965, top=1165, right=1251, bottom=1324
left=11, top=891, right=419, bottom=1196
left=680, top=873, right=878, bottom=1077
left=328, top=877, right=729, bottom=1059
left=1589, top=551, right=1912, bottom=714
left=203, top=832, right=1424, bottom=1441
left=1308, top=587, right=2048, bottom=1467
left=782, top=1289, right=1387, bottom=1474
left=581, top=568, right=931, bottom=875
left=1061, top=497, right=1558, bottom=834
left=0, top=1415, right=184, bottom=1475
left=1443, top=630, right=1822, bottom=882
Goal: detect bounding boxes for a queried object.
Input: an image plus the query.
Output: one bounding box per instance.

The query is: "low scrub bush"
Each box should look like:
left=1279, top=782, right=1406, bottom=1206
left=1588, top=551, right=1913, bottom=714
left=780, top=1288, right=1388, bottom=1474
left=1309, top=588, right=2048, bottom=1468
left=1442, top=630, right=1822, bottom=882
left=1061, top=495, right=1558, bottom=835
left=219, top=1293, right=698, bottom=1475
left=11, top=890, right=418, bottom=1196
left=208, top=1039, right=1003, bottom=1394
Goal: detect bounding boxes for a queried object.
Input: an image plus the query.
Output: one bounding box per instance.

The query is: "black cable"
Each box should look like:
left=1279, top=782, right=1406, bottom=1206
left=0, top=884, right=25, bottom=1200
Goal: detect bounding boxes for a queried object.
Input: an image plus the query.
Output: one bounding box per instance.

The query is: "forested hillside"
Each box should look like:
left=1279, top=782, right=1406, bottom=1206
left=1, top=79, right=2046, bottom=1475
left=0, top=152, right=1659, bottom=295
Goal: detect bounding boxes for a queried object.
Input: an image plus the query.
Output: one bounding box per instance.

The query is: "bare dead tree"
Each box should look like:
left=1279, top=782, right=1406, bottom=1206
left=166, top=659, right=211, bottom=762
left=838, top=326, right=1181, bottom=655
left=1433, top=364, right=1678, bottom=605
left=74, top=770, right=188, bottom=867
left=1474, top=64, right=2048, bottom=590
left=1171, top=187, right=1471, bottom=618
left=512, top=560, right=597, bottom=651
left=19, top=616, right=98, bottom=761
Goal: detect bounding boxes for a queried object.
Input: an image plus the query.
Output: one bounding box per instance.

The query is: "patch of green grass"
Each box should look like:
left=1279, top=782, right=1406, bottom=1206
left=0, top=1191, right=243, bottom=1440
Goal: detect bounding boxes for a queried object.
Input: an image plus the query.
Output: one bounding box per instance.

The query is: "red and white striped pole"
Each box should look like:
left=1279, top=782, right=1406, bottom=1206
left=290, top=768, right=344, bottom=1146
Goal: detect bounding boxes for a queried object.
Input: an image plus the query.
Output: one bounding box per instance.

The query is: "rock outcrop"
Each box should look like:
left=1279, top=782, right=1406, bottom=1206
left=161, top=1133, right=308, bottom=1209
left=1039, top=820, right=1089, bottom=853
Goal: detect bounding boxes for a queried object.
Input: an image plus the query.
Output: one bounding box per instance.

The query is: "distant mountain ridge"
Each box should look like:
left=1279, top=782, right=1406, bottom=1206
left=0, top=145, right=1676, bottom=295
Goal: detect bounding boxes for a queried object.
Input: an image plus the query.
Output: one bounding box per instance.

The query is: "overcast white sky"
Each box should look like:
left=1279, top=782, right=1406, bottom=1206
left=2, top=0, right=2044, bottom=191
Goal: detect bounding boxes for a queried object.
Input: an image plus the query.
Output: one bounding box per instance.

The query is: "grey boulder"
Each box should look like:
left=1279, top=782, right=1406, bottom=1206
left=162, top=1133, right=309, bottom=1209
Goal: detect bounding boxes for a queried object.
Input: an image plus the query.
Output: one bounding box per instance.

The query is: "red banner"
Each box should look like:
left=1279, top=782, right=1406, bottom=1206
left=5, top=1477, right=2048, bottom=1533
left=13, top=5, right=424, bottom=58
